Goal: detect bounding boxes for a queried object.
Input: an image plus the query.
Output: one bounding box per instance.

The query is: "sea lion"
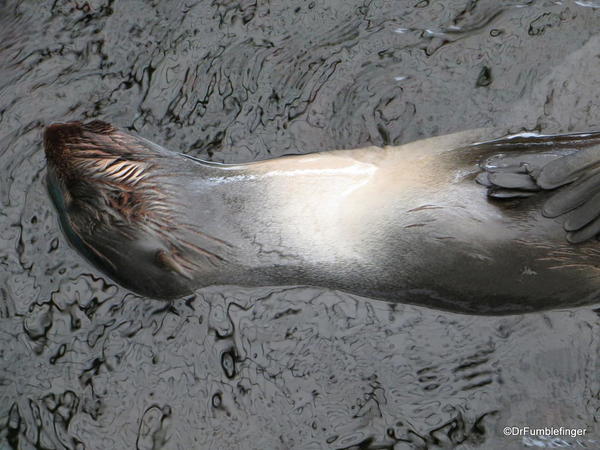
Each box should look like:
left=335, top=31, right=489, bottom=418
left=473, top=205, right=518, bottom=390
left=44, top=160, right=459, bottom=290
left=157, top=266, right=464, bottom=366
left=44, top=121, right=600, bottom=314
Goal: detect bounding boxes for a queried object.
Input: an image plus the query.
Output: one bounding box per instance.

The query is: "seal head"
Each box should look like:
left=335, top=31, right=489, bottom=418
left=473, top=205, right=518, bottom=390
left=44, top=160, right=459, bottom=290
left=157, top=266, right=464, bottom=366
left=45, top=121, right=224, bottom=299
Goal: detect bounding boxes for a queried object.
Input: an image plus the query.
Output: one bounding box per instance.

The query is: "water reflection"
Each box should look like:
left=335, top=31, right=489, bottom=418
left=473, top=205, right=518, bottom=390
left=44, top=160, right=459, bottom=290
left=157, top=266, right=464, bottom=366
left=1, top=0, right=599, bottom=448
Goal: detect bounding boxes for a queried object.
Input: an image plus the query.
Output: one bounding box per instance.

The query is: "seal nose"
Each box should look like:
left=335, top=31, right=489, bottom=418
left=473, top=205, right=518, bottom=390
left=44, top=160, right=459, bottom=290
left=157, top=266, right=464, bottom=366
left=44, top=122, right=65, bottom=152
left=44, top=121, right=119, bottom=161
left=44, top=122, right=77, bottom=144
left=43, top=122, right=84, bottom=165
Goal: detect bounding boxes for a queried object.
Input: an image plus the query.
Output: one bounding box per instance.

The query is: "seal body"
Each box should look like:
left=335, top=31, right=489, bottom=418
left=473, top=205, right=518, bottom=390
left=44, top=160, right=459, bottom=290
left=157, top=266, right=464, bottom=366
left=44, top=121, right=600, bottom=314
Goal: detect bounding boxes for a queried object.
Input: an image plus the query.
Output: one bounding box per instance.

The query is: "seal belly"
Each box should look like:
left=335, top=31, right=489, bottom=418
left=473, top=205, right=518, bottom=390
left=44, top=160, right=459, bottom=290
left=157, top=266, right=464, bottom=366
left=249, top=144, right=600, bottom=314
left=248, top=141, right=511, bottom=266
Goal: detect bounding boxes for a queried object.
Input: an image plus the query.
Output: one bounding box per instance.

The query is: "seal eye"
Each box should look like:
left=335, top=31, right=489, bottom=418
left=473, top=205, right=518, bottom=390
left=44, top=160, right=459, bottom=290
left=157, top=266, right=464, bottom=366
left=113, top=191, right=129, bottom=206
left=106, top=190, right=139, bottom=222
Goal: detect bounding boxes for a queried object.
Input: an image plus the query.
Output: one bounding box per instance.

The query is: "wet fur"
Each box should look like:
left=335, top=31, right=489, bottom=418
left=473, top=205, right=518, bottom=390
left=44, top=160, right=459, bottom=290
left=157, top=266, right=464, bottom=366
left=44, top=121, right=600, bottom=314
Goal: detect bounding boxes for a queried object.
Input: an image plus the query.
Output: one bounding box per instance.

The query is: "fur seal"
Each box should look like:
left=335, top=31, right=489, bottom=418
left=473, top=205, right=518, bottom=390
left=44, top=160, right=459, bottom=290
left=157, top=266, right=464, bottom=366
left=44, top=121, right=600, bottom=314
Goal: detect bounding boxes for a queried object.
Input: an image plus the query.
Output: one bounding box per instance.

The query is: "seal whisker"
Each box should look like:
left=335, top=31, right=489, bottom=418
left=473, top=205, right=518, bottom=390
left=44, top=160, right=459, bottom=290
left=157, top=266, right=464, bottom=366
left=178, top=223, right=235, bottom=248
left=69, top=220, right=119, bottom=272
left=177, top=239, right=228, bottom=263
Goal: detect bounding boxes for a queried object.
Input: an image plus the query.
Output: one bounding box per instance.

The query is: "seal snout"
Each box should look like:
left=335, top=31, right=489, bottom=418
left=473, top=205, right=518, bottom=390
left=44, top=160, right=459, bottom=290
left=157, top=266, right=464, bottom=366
left=43, top=120, right=123, bottom=174
left=43, top=121, right=86, bottom=168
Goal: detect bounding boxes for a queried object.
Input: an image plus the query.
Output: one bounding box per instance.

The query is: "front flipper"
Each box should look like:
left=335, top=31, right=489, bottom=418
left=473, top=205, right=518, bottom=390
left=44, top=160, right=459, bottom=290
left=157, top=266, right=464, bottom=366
left=474, top=131, right=600, bottom=243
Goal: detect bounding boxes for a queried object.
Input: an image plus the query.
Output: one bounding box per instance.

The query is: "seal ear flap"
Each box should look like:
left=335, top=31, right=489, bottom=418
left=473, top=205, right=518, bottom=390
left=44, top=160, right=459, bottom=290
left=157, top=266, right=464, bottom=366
left=475, top=132, right=600, bottom=244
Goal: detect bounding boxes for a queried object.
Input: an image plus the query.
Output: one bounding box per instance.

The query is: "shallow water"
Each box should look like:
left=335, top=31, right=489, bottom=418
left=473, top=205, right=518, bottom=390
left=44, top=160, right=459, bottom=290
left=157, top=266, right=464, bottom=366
left=1, top=0, right=599, bottom=449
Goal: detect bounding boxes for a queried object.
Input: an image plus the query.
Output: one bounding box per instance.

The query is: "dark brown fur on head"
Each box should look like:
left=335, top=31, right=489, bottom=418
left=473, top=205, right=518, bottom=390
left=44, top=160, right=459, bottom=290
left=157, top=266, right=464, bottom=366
left=44, top=121, right=172, bottom=235
left=44, top=121, right=155, bottom=184
left=44, top=121, right=212, bottom=298
left=45, top=121, right=113, bottom=176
